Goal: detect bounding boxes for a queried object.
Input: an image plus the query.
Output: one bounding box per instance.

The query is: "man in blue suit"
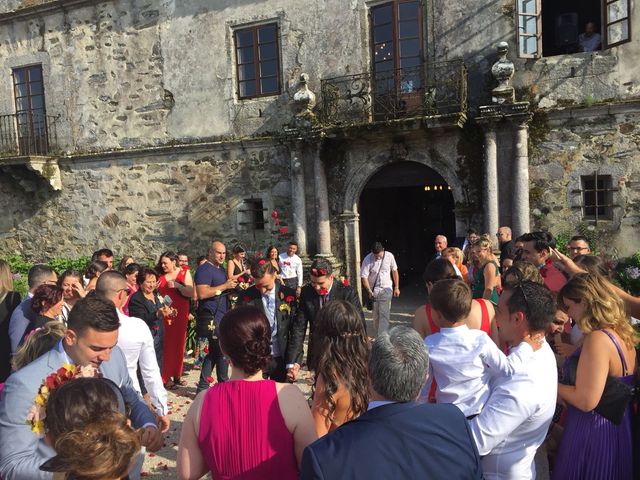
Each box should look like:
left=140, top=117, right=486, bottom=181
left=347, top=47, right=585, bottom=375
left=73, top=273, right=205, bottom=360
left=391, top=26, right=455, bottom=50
left=301, top=326, right=484, bottom=480
left=0, top=295, right=163, bottom=480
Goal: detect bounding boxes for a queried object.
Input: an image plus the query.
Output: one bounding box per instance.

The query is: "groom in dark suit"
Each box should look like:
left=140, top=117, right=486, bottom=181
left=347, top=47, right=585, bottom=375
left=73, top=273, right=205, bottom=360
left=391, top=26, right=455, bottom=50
left=289, top=258, right=364, bottom=372
left=0, top=295, right=162, bottom=480
left=239, top=259, right=299, bottom=382
left=301, top=326, right=484, bottom=480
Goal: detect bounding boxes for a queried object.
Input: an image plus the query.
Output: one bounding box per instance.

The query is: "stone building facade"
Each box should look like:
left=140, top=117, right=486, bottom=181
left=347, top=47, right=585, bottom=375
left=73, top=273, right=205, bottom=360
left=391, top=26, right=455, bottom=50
left=0, top=0, right=638, bottom=287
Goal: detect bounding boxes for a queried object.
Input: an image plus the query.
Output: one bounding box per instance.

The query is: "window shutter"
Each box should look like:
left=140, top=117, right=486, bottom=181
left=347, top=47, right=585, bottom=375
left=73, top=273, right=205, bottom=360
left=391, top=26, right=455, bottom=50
left=604, top=0, right=631, bottom=48
left=516, top=0, right=541, bottom=58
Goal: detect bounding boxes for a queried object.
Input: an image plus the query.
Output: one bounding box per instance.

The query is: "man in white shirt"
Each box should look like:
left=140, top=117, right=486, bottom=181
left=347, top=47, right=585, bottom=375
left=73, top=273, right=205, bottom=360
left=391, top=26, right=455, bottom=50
left=361, top=242, right=400, bottom=336
left=95, top=271, right=170, bottom=432
left=579, top=22, right=601, bottom=52
left=278, top=241, right=303, bottom=296
left=469, top=280, right=557, bottom=480
left=424, top=279, right=537, bottom=416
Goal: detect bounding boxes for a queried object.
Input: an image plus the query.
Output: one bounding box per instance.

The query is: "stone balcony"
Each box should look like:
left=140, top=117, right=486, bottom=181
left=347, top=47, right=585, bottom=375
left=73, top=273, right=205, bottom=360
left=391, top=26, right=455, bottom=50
left=0, top=113, right=62, bottom=190
left=319, top=59, right=468, bottom=130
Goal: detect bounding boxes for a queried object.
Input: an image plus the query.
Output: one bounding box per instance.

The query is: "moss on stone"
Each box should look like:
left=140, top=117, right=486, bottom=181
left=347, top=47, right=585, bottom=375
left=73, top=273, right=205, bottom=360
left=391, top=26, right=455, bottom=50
left=528, top=110, right=550, bottom=154
left=455, top=121, right=484, bottom=209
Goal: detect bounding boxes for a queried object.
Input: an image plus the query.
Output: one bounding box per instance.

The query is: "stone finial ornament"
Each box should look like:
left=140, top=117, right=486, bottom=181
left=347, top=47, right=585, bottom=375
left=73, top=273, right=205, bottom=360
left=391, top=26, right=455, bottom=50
left=294, top=73, right=316, bottom=112
left=293, top=73, right=317, bottom=128
left=491, top=42, right=515, bottom=104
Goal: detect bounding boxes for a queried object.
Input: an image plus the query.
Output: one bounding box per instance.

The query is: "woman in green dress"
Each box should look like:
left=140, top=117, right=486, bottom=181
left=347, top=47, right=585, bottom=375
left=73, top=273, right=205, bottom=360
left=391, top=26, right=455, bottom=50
left=471, top=237, right=500, bottom=305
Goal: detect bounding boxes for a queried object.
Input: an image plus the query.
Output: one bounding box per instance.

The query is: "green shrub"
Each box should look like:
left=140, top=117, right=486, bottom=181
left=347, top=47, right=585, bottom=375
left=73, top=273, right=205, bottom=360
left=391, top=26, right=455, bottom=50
left=614, top=251, right=640, bottom=297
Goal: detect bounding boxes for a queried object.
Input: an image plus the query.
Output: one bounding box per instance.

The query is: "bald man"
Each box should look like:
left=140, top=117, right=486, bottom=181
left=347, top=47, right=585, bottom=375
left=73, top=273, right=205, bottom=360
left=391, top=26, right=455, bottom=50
left=497, top=226, right=515, bottom=273
left=95, top=271, right=170, bottom=432
left=194, top=241, right=237, bottom=393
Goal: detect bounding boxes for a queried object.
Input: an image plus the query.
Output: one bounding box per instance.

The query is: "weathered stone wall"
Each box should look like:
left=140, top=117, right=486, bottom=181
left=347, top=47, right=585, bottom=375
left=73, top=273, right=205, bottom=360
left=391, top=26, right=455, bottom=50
left=431, top=0, right=640, bottom=109
left=0, top=142, right=295, bottom=260
left=529, top=102, right=640, bottom=256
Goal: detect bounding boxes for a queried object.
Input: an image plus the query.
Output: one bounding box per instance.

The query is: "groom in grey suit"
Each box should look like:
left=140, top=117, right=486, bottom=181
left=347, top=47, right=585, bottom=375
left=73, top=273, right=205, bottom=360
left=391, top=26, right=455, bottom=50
left=0, top=295, right=164, bottom=480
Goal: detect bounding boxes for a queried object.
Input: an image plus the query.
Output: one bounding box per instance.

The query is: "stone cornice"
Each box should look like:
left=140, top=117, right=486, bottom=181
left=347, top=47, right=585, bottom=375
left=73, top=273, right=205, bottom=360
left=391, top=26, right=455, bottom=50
left=541, top=98, right=640, bottom=121
left=0, top=0, right=99, bottom=24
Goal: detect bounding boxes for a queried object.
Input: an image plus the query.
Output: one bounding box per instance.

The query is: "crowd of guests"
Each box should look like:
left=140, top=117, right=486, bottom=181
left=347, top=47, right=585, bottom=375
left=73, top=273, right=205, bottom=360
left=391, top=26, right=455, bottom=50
left=0, top=228, right=638, bottom=479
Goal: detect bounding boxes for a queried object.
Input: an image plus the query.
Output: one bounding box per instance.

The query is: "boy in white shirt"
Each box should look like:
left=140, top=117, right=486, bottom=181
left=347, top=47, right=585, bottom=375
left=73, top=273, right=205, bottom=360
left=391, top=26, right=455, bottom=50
left=424, top=279, right=540, bottom=417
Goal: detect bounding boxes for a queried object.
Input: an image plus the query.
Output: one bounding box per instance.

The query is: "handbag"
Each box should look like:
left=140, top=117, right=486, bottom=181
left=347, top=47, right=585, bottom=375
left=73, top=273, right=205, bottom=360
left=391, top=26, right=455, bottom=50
left=562, top=354, right=635, bottom=425
left=363, top=252, right=385, bottom=311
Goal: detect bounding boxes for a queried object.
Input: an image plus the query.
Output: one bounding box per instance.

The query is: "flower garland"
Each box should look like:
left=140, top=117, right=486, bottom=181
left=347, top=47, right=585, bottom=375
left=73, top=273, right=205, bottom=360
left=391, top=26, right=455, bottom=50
left=26, top=364, right=101, bottom=436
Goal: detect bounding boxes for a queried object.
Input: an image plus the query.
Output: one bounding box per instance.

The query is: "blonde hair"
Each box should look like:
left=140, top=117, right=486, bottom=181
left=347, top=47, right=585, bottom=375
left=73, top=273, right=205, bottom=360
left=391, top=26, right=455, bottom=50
left=472, top=237, right=493, bottom=251
left=12, top=321, right=66, bottom=371
left=559, top=273, right=639, bottom=350
left=442, top=247, right=464, bottom=265
left=0, top=260, right=13, bottom=303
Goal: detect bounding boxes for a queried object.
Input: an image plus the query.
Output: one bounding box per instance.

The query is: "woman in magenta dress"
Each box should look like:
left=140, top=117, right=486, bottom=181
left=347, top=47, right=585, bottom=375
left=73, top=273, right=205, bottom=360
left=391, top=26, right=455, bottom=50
left=177, top=305, right=317, bottom=480
left=157, top=251, right=194, bottom=388
left=553, top=273, right=637, bottom=479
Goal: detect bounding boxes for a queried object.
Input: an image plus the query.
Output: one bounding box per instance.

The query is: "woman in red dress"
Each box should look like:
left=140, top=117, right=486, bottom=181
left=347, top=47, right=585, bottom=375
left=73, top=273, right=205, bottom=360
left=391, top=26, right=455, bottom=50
left=157, top=251, right=194, bottom=388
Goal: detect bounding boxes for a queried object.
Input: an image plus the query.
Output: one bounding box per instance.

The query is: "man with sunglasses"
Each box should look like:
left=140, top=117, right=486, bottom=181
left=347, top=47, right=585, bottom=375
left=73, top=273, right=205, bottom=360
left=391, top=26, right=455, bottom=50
left=469, top=279, right=557, bottom=479
left=95, top=271, right=169, bottom=433
left=566, top=235, right=591, bottom=259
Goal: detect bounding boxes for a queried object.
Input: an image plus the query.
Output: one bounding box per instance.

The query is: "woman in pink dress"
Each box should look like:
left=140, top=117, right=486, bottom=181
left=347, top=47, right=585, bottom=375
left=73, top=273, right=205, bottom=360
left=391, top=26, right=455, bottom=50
left=177, top=305, right=317, bottom=480
left=157, top=251, right=194, bottom=388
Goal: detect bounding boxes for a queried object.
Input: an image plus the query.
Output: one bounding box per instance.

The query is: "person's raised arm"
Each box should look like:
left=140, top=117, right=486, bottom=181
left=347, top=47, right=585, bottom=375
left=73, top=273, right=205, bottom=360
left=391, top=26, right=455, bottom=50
left=177, top=391, right=209, bottom=480
left=174, top=270, right=194, bottom=298
left=196, top=278, right=236, bottom=301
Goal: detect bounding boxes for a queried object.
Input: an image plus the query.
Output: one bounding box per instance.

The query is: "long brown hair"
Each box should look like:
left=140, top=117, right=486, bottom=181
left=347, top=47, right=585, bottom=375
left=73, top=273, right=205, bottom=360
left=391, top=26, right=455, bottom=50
left=313, top=300, right=369, bottom=423
left=559, top=273, right=639, bottom=350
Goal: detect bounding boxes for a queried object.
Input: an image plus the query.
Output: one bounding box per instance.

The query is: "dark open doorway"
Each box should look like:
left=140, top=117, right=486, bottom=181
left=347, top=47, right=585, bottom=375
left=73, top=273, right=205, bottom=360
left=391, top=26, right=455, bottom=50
left=359, top=162, right=456, bottom=287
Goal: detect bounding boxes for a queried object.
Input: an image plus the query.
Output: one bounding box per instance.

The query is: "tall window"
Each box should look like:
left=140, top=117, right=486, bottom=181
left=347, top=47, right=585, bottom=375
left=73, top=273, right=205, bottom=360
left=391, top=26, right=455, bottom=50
left=12, top=64, right=48, bottom=155
left=369, top=0, right=424, bottom=119
left=370, top=1, right=423, bottom=94
left=516, top=0, right=631, bottom=58
left=234, top=23, right=281, bottom=99
left=581, top=173, right=614, bottom=221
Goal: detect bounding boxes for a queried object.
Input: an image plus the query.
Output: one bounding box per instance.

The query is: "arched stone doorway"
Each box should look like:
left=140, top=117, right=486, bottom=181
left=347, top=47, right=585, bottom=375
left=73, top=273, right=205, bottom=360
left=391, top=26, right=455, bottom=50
left=358, top=162, right=456, bottom=285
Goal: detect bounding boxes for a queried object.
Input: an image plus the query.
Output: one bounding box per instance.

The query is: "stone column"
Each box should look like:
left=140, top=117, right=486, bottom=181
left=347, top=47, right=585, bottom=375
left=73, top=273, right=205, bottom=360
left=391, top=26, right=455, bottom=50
left=313, top=143, right=333, bottom=256
left=512, top=120, right=531, bottom=236
left=290, top=144, right=308, bottom=256
left=339, top=210, right=361, bottom=296
left=483, top=125, right=499, bottom=236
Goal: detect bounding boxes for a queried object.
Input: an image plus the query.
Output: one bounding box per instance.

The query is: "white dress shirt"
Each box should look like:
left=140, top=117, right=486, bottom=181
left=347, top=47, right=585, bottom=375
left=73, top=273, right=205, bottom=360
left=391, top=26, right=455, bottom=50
left=469, top=341, right=557, bottom=480
left=116, top=310, right=168, bottom=416
left=278, top=253, right=303, bottom=287
left=424, top=325, right=533, bottom=416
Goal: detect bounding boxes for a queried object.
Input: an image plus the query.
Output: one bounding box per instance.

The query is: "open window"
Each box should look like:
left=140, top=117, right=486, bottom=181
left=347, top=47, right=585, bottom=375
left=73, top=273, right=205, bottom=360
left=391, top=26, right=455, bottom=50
left=516, top=0, right=630, bottom=57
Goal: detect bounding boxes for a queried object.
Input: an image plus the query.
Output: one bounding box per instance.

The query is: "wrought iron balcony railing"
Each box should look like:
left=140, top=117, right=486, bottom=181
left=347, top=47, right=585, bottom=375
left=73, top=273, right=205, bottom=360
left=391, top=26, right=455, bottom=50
left=320, top=59, right=467, bottom=126
left=0, top=112, right=60, bottom=157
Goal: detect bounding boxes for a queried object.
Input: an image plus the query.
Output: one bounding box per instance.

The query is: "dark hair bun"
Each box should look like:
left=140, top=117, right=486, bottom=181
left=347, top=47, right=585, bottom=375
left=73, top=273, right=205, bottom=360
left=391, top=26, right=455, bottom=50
left=219, top=306, right=272, bottom=375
